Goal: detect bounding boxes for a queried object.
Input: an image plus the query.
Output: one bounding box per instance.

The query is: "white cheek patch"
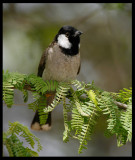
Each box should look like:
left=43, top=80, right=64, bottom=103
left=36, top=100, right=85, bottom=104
left=57, top=34, right=72, bottom=49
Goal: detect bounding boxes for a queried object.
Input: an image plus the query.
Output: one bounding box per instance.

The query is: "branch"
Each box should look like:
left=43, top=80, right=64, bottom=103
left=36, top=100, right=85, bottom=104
left=23, top=84, right=33, bottom=91
left=13, top=84, right=56, bottom=96
left=114, top=101, right=128, bottom=110
left=11, top=84, right=32, bottom=92
left=64, top=93, right=128, bottom=110
left=11, top=83, right=129, bottom=110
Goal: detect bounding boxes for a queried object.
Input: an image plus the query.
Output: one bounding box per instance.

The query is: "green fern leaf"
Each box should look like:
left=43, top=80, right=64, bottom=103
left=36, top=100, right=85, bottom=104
left=3, top=82, right=14, bottom=108
left=98, top=92, right=118, bottom=131
left=44, top=82, right=70, bottom=113
left=22, top=89, right=28, bottom=103
left=3, top=121, right=42, bottom=157
left=78, top=109, right=99, bottom=154
left=37, top=96, right=48, bottom=125
left=120, top=98, right=132, bottom=142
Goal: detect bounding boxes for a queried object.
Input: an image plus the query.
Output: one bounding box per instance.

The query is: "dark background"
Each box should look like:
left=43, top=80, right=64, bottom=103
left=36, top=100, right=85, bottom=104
left=3, top=3, right=132, bottom=156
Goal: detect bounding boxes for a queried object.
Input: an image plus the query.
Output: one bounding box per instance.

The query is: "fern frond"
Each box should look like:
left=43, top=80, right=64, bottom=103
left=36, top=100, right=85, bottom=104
left=3, top=71, right=26, bottom=89
left=71, top=107, right=84, bottom=136
left=98, top=92, right=132, bottom=147
left=87, top=90, right=102, bottom=111
left=28, top=98, right=39, bottom=112
left=120, top=98, right=132, bottom=142
left=63, top=124, right=69, bottom=143
left=3, top=70, right=132, bottom=154
left=81, top=101, right=99, bottom=116
left=4, top=135, right=14, bottom=157
left=27, top=74, right=47, bottom=93
left=71, top=80, right=86, bottom=97
left=104, top=129, right=115, bottom=138
left=27, top=74, right=58, bottom=94
left=112, top=87, right=132, bottom=104
left=8, top=121, right=42, bottom=151
left=63, top=97, right=71, bottom=142
left=73, top=93, right=89, bottom=117
left=118, top=87, right=132, bottom=104
left=3, top=71, right=27, bottom=107
left=78, top=105, right=99, bottom=154
left=8, top=122, right=34, bottom=148
left=98, top=91, right=118, bottom=131
left=4, top=134, right=39, bottom=157
left=28, top=96, right=48, bottom=125
left=70, top=83, right=100, bottom=153
left=9, top=72, right=26, bottom=89
left=3, top=82, right=14, bottom=108
left=44, top=82, right=70, bottom=113
left=38, top=96, right=48, bottom=125
left=22, top=89, right=28, bottom=103
left=87, top=90, right=97, bottom=106
left=3, top=121, right=42, bottom=157
left=71, top=80, right=85, bottom=91
left=24, top=147, right=39, bottom=157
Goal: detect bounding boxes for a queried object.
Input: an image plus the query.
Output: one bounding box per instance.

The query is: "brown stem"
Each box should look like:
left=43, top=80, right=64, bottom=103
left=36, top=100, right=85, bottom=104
left=114, top=101, right=128, bottom=110
left=11, top=84, right=128, bottom=110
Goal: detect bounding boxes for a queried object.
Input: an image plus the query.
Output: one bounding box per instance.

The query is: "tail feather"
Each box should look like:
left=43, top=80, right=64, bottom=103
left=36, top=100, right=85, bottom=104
left=31, top=92, right=55, bottom=131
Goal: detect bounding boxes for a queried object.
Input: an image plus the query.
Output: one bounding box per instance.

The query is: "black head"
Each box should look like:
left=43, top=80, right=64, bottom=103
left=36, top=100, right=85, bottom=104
left=55, top=25, right=83, bottom=56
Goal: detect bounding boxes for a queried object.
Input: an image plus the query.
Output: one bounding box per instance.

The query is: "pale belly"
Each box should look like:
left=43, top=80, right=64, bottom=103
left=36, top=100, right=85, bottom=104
left=42, top=48, right=80, bottom=82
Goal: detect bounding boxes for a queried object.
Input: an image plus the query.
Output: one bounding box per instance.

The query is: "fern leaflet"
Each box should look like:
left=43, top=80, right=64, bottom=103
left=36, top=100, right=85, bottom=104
left=3, top=121, right=42, bottom=157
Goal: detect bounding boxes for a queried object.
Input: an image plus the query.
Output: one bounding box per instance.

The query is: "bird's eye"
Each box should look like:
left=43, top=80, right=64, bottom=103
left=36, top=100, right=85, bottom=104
left=65, top=32, right=70, bottom=37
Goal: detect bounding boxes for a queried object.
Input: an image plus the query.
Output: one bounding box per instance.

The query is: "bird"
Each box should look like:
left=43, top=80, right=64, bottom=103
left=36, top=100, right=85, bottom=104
left=31, top=25, right=83, bottom=131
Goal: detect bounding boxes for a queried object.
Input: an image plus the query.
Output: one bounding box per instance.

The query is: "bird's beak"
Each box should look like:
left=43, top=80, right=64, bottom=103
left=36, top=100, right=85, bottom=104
left=74, top=30, right=83, bottom=37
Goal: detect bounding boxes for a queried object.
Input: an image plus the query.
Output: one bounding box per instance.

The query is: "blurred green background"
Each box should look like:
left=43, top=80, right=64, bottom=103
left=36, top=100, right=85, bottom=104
left=3, top=3, right=132, bottom=157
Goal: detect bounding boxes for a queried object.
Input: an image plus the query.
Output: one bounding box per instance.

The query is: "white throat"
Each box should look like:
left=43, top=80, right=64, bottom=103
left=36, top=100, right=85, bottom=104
left=57, top=34, right=72, bottom=49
